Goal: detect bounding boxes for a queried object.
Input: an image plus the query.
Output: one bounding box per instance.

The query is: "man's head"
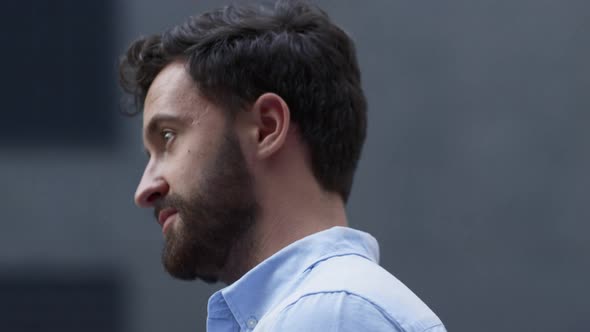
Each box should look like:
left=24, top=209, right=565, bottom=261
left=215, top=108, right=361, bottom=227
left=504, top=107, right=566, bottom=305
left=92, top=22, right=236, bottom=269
left=120, top=0, right=367, bottom=282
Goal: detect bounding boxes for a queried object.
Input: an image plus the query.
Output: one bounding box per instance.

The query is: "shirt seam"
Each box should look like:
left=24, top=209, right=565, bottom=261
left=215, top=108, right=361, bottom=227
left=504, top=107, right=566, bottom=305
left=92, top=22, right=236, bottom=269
left=279, top=290, right=408, bottom=331
left=423, top=323, right=446, bottom=331
left=304, top=252, right=376, bottom=273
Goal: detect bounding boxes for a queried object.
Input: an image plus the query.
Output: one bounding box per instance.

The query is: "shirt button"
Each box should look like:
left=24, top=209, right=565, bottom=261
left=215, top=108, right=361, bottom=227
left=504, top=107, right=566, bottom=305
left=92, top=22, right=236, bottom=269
left=246, top=317, right=258, bottom=329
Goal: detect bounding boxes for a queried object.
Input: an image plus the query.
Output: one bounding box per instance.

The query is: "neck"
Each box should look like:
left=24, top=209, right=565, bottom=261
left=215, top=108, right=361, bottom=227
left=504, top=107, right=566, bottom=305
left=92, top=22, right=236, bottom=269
left=219, top=177, right=348, bottom=284
left=219, top=127, right=349, bottom=284
left=256, top=185, right=348, bottom=264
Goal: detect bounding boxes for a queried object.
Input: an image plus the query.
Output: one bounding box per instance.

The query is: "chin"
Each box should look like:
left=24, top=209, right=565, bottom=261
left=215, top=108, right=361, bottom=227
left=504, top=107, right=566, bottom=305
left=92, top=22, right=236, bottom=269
left=164, top=264, right=220, bottom=284
left=196, top=274, right=219, bottom=284
left=162, top=244, right=223, bottom=283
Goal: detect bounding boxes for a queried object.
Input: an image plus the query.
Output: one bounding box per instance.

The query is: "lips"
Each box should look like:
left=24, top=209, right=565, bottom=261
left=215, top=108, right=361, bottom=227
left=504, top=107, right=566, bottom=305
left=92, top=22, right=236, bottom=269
left=157, top=208, right=178, bottom=231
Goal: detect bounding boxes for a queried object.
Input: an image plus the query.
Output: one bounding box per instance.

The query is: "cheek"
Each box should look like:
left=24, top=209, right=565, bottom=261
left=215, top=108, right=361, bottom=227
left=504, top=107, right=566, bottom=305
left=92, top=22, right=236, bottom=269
left=169, top=150, right=206, bottom=194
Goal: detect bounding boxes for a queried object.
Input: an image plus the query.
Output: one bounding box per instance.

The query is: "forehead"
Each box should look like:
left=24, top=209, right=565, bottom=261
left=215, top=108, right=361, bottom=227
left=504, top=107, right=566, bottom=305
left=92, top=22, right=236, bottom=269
left=143, top=61, right=205, bottom=125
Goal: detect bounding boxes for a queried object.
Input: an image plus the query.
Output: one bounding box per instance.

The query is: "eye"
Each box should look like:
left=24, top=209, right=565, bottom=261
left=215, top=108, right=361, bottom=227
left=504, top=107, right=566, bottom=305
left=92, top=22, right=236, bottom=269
left=162, top=130, right=175, bottom=144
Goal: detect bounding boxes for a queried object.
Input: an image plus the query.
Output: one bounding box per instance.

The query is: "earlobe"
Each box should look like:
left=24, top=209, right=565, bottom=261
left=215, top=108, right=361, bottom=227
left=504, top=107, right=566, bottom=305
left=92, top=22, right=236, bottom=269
left=252, top=93, right=290, bottom=159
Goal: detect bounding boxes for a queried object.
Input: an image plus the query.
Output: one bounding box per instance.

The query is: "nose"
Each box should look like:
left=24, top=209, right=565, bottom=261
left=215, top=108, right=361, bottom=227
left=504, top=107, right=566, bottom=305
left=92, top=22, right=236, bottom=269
left=134, top=169, right=170, bottom=208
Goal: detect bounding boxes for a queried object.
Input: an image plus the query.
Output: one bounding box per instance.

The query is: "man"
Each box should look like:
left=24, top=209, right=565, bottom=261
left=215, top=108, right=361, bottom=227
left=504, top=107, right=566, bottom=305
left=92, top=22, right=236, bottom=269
left=120, top=0, right=446, bottom=331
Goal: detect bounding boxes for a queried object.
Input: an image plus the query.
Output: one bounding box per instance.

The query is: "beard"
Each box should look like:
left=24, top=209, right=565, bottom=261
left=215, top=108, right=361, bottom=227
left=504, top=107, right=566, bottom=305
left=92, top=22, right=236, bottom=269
left=154, top=129, right=257, bottom=283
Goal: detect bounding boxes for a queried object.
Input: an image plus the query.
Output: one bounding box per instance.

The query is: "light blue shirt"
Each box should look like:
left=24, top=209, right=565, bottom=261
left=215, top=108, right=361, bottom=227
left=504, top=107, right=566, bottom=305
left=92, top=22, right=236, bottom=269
left=207, top=227, right=446, bottom=331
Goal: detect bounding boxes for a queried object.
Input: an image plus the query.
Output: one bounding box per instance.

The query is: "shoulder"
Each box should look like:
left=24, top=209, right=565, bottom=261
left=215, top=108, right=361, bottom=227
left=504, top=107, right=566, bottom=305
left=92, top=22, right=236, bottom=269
left=261, top=291, right=445, bottom=332
left=259, top=254, right=445, bottom=332
left=264, top=291, right=402, bottom=331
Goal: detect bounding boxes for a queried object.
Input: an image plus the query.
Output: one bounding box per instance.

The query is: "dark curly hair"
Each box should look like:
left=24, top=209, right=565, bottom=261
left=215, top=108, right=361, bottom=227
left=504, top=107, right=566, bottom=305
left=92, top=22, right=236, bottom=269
left=119, top=0, right=367, bottom=203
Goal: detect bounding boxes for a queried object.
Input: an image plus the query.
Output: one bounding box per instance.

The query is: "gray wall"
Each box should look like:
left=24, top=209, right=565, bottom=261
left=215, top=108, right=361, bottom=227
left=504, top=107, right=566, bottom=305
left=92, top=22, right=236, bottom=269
left=1, top=0, right=588, bottom=331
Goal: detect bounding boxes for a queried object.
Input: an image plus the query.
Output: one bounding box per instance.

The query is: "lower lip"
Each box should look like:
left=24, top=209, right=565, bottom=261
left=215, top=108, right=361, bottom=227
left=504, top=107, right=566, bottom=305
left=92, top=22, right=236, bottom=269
left=162, top=213, right=178, bottom=234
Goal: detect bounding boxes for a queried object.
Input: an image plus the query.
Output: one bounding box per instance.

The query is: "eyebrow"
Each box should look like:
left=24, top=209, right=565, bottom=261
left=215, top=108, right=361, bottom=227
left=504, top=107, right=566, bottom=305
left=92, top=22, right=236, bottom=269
left=143, top=113, right=186, bottom=157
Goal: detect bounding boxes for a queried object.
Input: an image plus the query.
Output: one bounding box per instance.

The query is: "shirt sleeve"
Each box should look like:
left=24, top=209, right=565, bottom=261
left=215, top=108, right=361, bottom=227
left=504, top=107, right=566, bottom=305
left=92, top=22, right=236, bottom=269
left=265, top=291, right=445, bottom=332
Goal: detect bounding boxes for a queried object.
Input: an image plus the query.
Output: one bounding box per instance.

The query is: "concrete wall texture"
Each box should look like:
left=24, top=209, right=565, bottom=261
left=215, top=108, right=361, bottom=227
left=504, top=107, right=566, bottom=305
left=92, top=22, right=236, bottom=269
left=1, top=0, right=588, bottom=331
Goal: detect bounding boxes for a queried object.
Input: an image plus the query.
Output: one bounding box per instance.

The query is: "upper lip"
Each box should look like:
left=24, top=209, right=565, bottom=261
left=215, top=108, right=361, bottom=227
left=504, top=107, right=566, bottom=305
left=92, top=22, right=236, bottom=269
left=157, top=208, right=178, bottom=227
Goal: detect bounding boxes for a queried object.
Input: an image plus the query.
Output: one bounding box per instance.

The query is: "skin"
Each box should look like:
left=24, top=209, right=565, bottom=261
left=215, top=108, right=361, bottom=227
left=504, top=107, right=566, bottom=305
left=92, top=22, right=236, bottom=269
left=135, top=60, right=349, bottom=284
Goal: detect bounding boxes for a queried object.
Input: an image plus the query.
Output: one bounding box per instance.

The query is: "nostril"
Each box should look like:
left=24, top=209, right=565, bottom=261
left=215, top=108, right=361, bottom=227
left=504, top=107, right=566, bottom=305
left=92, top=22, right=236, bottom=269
left=146, top=192, right=162, bottom=204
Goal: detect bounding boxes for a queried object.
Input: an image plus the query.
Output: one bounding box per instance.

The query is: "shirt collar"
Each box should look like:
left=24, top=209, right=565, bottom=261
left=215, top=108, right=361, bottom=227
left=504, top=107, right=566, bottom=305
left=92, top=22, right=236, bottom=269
left=207, top=226, right=380, bottom=330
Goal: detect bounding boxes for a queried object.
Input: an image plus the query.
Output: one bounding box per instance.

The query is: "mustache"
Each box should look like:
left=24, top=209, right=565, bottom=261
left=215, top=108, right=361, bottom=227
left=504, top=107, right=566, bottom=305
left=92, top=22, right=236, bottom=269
left=153, top=195, right=185, bottom=222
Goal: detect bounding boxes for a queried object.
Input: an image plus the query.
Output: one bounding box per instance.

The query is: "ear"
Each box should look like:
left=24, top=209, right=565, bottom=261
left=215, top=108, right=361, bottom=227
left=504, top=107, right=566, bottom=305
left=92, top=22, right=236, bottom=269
left=250, top=93, right=290, bottom=160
